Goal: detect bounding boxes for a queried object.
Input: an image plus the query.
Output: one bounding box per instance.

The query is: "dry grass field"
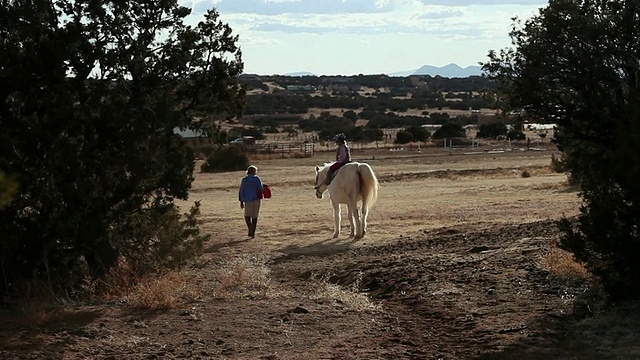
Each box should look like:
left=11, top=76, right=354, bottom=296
left=2, top=145, right=640, bottom=360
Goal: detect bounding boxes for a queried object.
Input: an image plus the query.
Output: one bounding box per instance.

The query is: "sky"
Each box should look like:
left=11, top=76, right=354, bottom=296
left=178, top=0, right=548, bottom=76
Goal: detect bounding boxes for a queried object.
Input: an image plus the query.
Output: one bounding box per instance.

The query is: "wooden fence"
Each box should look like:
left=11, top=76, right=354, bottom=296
left=252, top=142, right=315, bottom=157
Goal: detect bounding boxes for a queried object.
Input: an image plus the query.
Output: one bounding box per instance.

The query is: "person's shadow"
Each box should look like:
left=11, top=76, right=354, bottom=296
left=204, top=238, right=252, bottom=253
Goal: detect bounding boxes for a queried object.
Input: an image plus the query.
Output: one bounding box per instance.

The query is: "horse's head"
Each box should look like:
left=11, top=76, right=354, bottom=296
left=314, top=164, right=329, bottom=198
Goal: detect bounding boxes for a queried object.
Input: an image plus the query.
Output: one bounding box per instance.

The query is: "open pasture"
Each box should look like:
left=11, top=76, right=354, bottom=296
left=190, top=147, right=579, bottom=256
left=4, top=146, right=640, bottom=360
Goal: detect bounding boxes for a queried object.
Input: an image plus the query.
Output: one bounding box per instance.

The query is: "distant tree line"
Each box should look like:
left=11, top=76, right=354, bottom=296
left=241, top=78, right=492, bottom=118
left=232, top=74, right=500, bottom=144
left=241, top=74, right=495, bottom=94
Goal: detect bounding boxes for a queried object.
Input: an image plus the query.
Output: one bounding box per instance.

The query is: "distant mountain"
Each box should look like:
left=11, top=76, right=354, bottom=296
left=246, top=63, right=483, bottom=78
left=389, top=63, right=482, bottom=78
left=283, top=71, right=316, bottom=77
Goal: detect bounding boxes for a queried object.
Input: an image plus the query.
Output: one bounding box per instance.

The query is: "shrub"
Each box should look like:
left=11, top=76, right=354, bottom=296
left=550, top=153, right=568, bottom=173
left=508, top=130, right=526, bottom=140
left=551, top=153, right=579, bottom=186
left=406, top=125, right=430, bottom=142
left=432, top=123, right=466, bottom=139
left=394, top=130, right=413, bottom=144
left=477, top=123, right=507, bottom=139
left=114, top=202, right=208, bottom=274
left=201, top=145, right=250, bottom=172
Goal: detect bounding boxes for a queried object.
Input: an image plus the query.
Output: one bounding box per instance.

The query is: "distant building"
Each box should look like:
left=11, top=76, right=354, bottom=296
left=173, top=128, right=213, bottom=147
left=524, top=123, right=556, bottom=130
left=421, top=124, right=442, bottom=131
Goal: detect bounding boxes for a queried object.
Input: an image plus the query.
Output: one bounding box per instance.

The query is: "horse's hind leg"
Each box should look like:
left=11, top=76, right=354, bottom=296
left=361, top=203, right=369, bottom=237
left=332, top=202, right=341, bottom=238
left=350, top=202, right=363, bottom=239
left=347, top=206, right=356, bottom=238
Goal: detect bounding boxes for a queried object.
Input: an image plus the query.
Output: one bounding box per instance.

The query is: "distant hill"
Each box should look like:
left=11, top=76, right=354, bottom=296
left=389, top=63, right=482, bottom=78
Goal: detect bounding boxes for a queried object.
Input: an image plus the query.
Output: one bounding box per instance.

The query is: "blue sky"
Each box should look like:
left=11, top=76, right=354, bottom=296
left=178, top=0, right=547, bottom=76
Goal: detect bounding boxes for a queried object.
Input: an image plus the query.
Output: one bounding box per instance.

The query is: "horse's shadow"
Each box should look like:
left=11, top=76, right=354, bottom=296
left=270, top=235, right=362, bottom=265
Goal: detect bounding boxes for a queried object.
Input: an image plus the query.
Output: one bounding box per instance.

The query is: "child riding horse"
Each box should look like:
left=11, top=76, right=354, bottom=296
left=323, top=133, right=351, bottom=185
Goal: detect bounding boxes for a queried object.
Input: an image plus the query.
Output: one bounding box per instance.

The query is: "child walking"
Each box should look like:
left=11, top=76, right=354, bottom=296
left=238, top=165, right=264, bottom=238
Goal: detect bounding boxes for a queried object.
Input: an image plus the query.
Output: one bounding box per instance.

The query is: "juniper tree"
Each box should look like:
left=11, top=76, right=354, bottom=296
left=482, top=0, right=640, bottom=300
left=0, top=0, right=245, bottom=295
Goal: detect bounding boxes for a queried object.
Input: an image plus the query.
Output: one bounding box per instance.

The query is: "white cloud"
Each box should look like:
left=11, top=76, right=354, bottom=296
left=418, top=0, right=545, bottom=5
left=180, top=0, right=546, bottom=74
left=209, top=0, right=397, bottom=15
left=415, top=8, right=464, bottom=19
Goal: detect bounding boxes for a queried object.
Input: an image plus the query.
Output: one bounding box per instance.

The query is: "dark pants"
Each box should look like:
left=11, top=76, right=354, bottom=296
left=244, top=216, right=258, bottom=238
left=325, top=161, right=348, bottom=185
left=330, top=162, right=343, bottom=171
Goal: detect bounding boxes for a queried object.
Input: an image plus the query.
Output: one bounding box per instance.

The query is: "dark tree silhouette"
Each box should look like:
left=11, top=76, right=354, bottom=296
left=483, top=0, right=640, bottom=300
left=0, top=1, right=245, bottom=295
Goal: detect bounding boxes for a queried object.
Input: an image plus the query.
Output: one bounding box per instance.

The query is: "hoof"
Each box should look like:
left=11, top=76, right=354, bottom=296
left=332, top=233, right=339, bottom=238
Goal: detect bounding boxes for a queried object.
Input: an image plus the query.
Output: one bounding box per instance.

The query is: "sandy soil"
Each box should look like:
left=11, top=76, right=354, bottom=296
left=2, top=145, right=639, bottom=360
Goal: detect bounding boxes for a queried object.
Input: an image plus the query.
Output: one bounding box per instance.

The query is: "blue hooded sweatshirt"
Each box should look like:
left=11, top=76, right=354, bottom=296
left=238, top=174, right=264, bottom=202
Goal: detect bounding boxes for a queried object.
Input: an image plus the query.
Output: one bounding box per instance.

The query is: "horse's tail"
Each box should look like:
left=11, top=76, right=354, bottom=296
left=358, top=163, right=379, bottom=208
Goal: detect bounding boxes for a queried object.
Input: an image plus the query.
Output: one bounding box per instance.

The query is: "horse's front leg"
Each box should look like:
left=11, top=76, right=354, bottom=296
left=332, top=202, right=341, bottom=238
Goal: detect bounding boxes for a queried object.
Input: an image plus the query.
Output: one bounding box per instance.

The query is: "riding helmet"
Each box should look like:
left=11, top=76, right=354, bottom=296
left=333, top=133, right=346, bottom=142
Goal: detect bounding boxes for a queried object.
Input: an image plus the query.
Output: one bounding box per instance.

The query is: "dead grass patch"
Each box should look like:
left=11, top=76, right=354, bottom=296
left=126, top=271, right=203, bottom=309
left=308, top=273, right=382, bottom=312
left=211, top=255, right=288, bottom=300
left=518, top=164, right=553, bottom=176
left=83, top=260, right=139, bottom=301
left=541, top=246, right=589, bottom=280
left=533, top=181, right=568, bottom=190
left=4, top=262, right=203, bottom=317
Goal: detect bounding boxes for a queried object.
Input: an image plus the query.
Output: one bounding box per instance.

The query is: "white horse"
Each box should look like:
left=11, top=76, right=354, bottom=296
left=314, top=161, right=379, bottom=239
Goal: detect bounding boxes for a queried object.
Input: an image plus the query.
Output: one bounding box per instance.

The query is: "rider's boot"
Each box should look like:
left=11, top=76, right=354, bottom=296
left=323, top=168, right=335, bottom=185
